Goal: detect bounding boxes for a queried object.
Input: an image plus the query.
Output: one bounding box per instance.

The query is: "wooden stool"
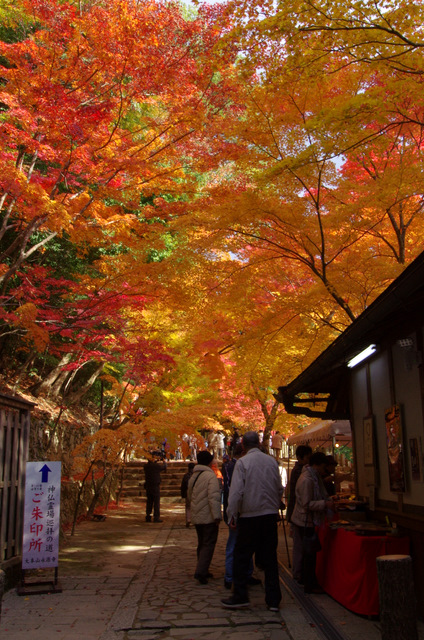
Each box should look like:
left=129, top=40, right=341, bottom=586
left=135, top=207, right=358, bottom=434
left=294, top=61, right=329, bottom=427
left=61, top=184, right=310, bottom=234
left=376, top=554, right=418, bottom=640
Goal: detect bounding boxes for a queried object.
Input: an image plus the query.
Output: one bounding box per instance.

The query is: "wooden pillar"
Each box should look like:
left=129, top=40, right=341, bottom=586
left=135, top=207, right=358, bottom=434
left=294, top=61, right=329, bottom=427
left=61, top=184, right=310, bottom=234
left=376, top=554, right=418, bottom=640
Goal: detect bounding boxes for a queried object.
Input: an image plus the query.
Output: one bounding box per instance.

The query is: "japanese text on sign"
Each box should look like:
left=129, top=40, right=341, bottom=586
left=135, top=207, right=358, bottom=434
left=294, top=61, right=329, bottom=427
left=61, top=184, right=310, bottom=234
left=22, top=462, right=61, bottom=569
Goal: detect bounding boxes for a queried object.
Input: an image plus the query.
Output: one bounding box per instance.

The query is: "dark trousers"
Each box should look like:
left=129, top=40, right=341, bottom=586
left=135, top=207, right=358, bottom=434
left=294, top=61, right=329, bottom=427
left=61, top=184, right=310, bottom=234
left=298, top=525, right=319, bottom=592
left=233, top=514, right=281, bottom=608
left=146, top=488, right=160, bottom=520
left=194, top=522, right=219, bottom=578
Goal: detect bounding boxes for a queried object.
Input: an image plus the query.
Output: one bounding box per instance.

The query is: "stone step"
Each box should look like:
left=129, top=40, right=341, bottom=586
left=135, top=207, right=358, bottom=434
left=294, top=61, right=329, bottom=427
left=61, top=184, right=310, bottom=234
left=123, top=470, right=187, bottom=479
left=120, top=466, right=187, bottom=499
left=120, top=494, right=182, bottom=504
left=119, top=460, right=222, bottom=501
left=122, top=483, right=184, bottom=493
left=120, top=488, right=182, bottom=498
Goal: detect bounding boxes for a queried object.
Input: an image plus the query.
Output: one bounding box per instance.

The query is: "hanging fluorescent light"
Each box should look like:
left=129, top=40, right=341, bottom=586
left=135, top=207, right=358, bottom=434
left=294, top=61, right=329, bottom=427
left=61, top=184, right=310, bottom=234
left=347, top=344, right=378, bottom=368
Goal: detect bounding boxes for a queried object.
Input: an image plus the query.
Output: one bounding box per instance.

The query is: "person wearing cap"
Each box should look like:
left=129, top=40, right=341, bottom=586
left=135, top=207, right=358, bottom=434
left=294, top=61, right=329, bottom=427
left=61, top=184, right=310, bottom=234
left=144, top=451, right=167, bottom=523
left=187, top=450, right=222, bottom=584
left=221, top=431, right=284, bottom=612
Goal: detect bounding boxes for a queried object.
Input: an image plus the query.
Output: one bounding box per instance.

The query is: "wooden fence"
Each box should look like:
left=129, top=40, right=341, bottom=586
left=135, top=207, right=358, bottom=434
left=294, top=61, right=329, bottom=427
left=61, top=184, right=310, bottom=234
left=0, top=393, right=35, bottom=568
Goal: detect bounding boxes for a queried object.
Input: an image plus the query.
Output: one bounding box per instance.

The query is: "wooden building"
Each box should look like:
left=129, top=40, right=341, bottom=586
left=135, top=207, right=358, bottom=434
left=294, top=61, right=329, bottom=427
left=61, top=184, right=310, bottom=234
left=276, top=250, right=424, bottom=614
left=0, top=393, right=35, bottom=587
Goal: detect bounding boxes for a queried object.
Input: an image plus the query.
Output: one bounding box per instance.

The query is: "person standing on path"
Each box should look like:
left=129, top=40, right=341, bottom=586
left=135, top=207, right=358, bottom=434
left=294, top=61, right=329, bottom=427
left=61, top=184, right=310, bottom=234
left=290, top=451, right=334, bottom=594
left=144, top=451, right=167, bottom=523
left=223, top=444, right=259, bottom=590
left=221, top=431, right=284, bottom=612
left=208, top=430, right=218, bottom=458
left=217, top=431, right=225, bottom=459
left=229, top=427, right=241, bottom=456
left=286, top=445, right=312, bottom=584
left=187, top=450, right=222, bottom=584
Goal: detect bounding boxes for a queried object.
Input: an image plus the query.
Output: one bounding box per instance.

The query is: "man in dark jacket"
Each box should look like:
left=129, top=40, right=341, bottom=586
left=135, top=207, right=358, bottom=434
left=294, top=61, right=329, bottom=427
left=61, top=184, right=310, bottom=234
left=144, top=451, right=167, bottom=522
left=229, top=428, right=241, bottom=456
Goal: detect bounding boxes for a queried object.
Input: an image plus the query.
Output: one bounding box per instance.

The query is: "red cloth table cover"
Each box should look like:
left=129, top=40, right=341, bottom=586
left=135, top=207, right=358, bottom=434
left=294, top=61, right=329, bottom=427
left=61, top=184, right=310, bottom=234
left=315, top=526, right=410, bottom=615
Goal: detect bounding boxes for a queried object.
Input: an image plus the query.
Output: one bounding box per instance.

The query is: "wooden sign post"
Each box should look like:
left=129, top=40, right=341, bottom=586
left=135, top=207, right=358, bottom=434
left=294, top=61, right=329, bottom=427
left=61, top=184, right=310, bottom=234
left=18, top=461, right=62, bottom=595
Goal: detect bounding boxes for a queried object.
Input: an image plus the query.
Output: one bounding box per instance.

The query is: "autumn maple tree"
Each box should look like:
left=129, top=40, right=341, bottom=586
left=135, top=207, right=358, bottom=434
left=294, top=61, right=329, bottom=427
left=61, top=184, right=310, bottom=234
left=149, top=0, right=424, bottom=441
left=0, top=0, right=238, bottom=404
left=4, top=0, right=424, bottom=463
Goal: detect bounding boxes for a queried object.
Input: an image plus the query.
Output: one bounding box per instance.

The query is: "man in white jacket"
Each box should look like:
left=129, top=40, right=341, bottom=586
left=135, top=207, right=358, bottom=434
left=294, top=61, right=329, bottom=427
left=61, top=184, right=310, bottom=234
left=221, top=431, right=284, bottom=611
left=187, top=450, right=222, bottom=584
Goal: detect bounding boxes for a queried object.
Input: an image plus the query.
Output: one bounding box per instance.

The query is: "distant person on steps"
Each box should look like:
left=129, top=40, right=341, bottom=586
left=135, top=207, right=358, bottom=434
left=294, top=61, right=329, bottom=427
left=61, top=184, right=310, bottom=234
left=144, top=451, right=167, bottom=523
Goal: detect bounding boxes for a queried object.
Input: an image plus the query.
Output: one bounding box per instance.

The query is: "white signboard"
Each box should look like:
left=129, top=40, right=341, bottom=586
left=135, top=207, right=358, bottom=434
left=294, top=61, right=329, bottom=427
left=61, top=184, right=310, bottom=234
left=22, top=462, right=61, bottom=569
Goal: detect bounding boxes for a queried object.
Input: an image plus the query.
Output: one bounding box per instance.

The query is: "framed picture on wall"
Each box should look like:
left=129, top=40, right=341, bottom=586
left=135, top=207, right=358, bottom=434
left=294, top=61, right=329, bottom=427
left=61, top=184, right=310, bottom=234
left=410, top=438, right=421, bottom=482
left=363, top=417, right=374, bottom=465
left=385, top=404, right=406, bottom=493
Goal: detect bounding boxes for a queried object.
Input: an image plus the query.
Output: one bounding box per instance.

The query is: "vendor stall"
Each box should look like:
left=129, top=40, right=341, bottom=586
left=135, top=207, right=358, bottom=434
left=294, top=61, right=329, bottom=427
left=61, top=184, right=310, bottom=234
left=277, top=253, right=424, bottom=614
left=288, top=420, right=354, bottom=492
left=287, top=419, right=351, bottom=447
left=316, top=523, right=410, bottom=616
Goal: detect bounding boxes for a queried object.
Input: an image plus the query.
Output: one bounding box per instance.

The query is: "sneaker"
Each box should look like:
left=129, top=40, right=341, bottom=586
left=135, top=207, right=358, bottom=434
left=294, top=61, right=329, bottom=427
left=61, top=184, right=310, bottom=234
left=247, top=577, right=262, bottom=586
left=221, top=597, right=250, bottom=609
left=194, top=574, right=208, bottom=584
left=224, top=580, right=232, bottom=589
left=268, top=605, right=280, bottom=612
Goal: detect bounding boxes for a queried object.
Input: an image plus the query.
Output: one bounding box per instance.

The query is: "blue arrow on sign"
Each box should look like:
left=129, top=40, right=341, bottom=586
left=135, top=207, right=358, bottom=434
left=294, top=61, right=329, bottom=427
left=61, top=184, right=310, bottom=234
left=39, top=464, right=52, bottom=483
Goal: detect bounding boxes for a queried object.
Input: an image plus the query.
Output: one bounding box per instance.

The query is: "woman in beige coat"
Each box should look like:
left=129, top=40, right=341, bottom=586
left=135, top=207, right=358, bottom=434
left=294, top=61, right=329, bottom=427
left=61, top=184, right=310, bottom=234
left=187, top=450, right=222, bottom=584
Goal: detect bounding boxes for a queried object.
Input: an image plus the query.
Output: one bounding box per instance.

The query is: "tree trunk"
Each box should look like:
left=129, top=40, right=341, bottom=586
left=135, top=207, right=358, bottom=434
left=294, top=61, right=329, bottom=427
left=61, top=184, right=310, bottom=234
left=66, top=362, right=104, bottom=405
left=376, top=554, right=418, bottom=640
left=257, top=396, right=281, bottom=448
left=71, top=462, right=94, bottom=536
left=86, top=472, right=108, bottom=518
left=32, top=353, right=72, bottom=397
left=12, top=350, right=37, bottom=391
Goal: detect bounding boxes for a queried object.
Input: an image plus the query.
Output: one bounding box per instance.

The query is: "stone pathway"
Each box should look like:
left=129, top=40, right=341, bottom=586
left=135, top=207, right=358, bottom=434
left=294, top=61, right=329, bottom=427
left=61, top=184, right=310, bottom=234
left=101, top=501, right=295, bottom=640
left=125, top=507, right=289, bottom=639
left=2, top=498, right=424, bottom=640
